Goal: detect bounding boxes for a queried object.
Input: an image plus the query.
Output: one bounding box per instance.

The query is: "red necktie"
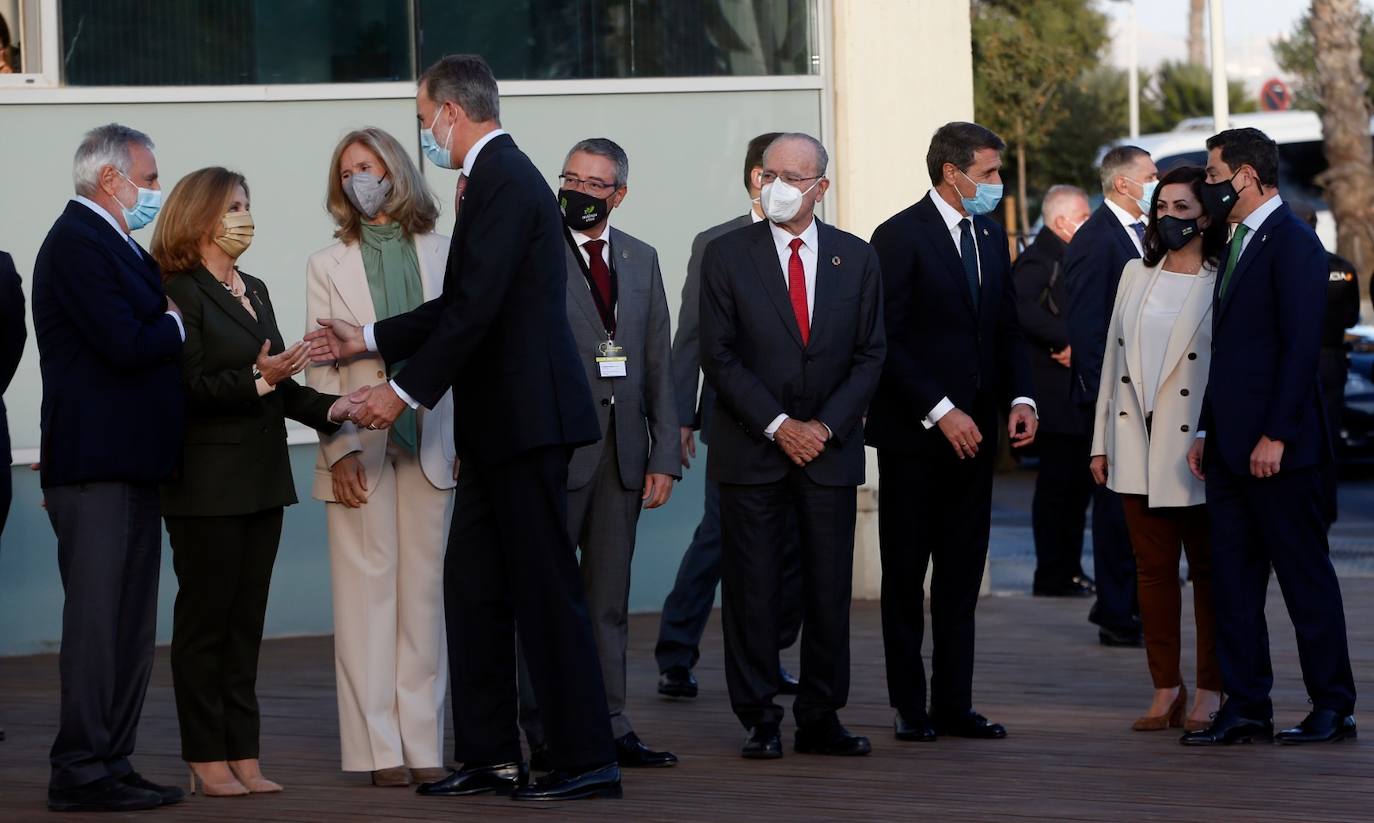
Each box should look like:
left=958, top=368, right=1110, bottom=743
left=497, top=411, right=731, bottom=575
left=583, top=239, right=616, bottom=336
left=787, top=237, right=809, bottom=345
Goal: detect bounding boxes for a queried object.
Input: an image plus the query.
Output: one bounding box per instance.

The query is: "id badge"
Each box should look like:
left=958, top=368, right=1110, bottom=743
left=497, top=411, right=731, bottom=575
left=596, top=340, right=627, bottom=378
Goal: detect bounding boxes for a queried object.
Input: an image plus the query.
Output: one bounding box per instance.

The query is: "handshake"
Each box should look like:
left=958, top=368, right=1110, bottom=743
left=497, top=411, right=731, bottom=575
left=308, top=318, right=411, bottom=431
left=328, top=386, right=376, bottom=426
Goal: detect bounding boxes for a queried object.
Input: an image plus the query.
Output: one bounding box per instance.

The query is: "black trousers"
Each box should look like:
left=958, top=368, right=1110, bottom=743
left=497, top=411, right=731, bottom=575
left=0, top=408, right=11, bottom=539
left=654, top=476, right=802, bottom=673
left=877, top=443, right=994, bottom=718
left=165, top=509, right=283, bottom=762
left=1031, top=432, right=1092, bottom=589
left=719, top=470, right=855, bottom=730
left=1075, top=405, right=1138, bottom=633
left=1206, top=462, right=1356, bottom=718
left=1318, top=347, right=1346, bottom=528
left=46, top=482, right=162, bottom=790
left=445, top=446, right=614, bottom=771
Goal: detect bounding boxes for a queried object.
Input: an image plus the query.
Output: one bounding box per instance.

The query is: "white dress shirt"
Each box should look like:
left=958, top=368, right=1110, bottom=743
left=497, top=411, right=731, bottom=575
left=73, top=195, right=186, bottom=342
left=921, top=191, right=1036, bottom=429
left=365, top=129, right=509, bottom=409
left=1139, top=270, right=1195, bottom=414
left=762, top=219, right=829, bottom=441
left=1105, top=197, right=1147, bottom=256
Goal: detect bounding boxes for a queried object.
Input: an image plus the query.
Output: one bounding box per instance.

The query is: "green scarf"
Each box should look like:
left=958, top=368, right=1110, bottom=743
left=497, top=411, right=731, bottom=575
left=359, top=222, right=424, bottom=454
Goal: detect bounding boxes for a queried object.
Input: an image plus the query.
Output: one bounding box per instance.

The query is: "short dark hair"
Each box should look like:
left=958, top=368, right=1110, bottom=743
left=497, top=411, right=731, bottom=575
left=566, top=137, right=629, bottom=187
left=1141, top=164, right=1228, bottom=269
left=1099, top=145, right=1151, bottom=194
left=1205, top=127, right=1279, bottom=188
left=744, top=132, right=782, bottom=192
left=926, top=122, right=1005, bottom=186
left=420, top=54, right=500, bottom=123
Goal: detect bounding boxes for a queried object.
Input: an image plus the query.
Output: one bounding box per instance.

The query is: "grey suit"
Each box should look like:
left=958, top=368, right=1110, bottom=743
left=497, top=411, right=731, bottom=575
left=521, top=225, right=679, bottom=743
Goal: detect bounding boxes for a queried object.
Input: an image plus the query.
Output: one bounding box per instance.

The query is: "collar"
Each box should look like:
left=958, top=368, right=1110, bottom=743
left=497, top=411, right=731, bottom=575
left=769, top=218, right=818, bottom=255
left=1105, top=197, right=1145, bottom=229
left=73, top=195, right=130, bottom=240
left=571, top=218, right=612, bottom=250
left=461, top=128, right=508, bottom=177
left=1241, top=193, right=1284, bottom=234
left=749, top=209, right=764, bottom=224
left=927, top=188, right=967, bottom=231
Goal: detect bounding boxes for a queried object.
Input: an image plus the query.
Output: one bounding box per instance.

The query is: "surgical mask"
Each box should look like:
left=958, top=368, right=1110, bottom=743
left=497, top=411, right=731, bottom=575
left=957, top=170, right=1003, bottom=216
left=343, top=172, right=393, bottom=219
left=214, top=211, right=254, bottom=259
left=420, top=107, right=457, bottom=170
left=1155, top=215, right=1200, bottom=251
left=559, top=188, right=612, bottom=232
left=760, top=176, right=821, bottom=224
left=1200, top=171, right=1244, bottom=221
left=1126, top=177, right=1158, bottom=214
left=116, top=175, right=162, bottom=231
left=1062, top=217, right=1088, bottom=240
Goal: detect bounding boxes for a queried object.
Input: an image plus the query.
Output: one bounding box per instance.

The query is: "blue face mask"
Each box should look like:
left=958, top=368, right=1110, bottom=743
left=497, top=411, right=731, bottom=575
left=117, top=175, right=163, bottom=231
left=420, top=107, right=457, bottom=170
left=957, top=169, right=1003, bottom=216
left=1127, top=177, right=1159, bottom=214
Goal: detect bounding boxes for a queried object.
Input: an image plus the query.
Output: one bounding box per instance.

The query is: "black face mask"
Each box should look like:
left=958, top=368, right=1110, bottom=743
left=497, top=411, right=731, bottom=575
left=559, top=188, right=611, bottom=232
left=1199, top=171, right=1244, bottom=220
left=1155, top=215, right=1201, bottom=251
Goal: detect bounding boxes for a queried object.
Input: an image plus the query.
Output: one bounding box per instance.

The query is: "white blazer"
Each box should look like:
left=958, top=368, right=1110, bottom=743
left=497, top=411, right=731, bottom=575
left=304, top=232, right=456, bottom=499
left=1091, top=258, right=1215, bottom=508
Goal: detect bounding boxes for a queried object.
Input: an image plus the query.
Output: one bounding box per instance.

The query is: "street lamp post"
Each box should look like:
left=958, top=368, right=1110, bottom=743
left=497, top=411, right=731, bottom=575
left=1210, top=0, right=1229, bottom=131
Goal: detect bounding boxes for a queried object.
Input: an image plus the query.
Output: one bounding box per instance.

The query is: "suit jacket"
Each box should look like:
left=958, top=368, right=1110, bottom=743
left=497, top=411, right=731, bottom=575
left=1092, top=259, right=1214, bottom=507
left=373, top=133, right=600, bottom=465
left=31, top=201, right=184, bottom=487
left=1200, top=201, right=1331, bottom=475
left=1064, top=202, right=1141, bottom=416
left=304, top=233, right=457, bottom=500
left=1012, top=229, right=1075, bottom=434
left=701, top=219, right=885, bottom=487
left=0, top=251, right=25, bottom=418
left=671, top=213, right=752, bottom=442
left=564, top=227, right=680, bottom=490
left=160, top=267, right=339, bottom=517
left=865, top=193, right=1033, bottom=455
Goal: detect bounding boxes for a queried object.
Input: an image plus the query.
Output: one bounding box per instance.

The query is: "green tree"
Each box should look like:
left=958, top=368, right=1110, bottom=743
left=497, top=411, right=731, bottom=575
left=1038, top=66, right=1130, bottom=195
left=1141, top=60, right=1257, bottom=133
left=1273, top=6, right=1374, bottom=111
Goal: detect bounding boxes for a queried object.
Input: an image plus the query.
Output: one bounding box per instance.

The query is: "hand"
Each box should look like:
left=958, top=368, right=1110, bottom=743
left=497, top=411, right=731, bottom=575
left=1187, top=437, right=1206, bottom=481
left=453, top=458, right=461, bottom=482
left=1250, top=435, right=1284, bottom=479
left=305, top=317, right=366, bottom=363
left=803, top=419, right=832, bottom=445
left=328, top=385, right=373, bottom=423
left=1090, top=455, right=1109, bottom=486
left=1008, top=403, right=1038, bottom=448
left=165, top=295, right=182, bottom=318
left=352, top=382, right=407, bottom=430
left=679, top=426, right=696, bottom=469
left=330, top=453, right=369, bottom=508
left=256, top=340, right=310, bottom=385
left=642, top=472, right=675, bottom=509
left=936, top=408, right=982, bottom=459
left=1051, top=345, right=1071, bottom=368
left=774, top=417, right=826, bottom=466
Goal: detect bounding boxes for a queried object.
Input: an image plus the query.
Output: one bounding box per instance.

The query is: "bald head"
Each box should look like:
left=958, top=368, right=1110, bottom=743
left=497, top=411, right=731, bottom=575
left=762, top=133, right=829, bottom=179
left=1041, top=184, right=1091, bottom=244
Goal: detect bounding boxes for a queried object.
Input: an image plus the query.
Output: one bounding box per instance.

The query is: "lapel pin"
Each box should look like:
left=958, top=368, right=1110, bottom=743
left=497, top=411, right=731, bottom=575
left=1261, top=234, right=1268, bottom=242
left=621, top=250, right=629, bottom=259
left=832, top=256, right=841, bottom=266
left=982, top=228, right=989, bottom=236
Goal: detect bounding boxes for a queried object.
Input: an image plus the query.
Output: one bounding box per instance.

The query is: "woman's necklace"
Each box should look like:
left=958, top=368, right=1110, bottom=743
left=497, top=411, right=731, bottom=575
left=219, top=268, right=246, bottom=299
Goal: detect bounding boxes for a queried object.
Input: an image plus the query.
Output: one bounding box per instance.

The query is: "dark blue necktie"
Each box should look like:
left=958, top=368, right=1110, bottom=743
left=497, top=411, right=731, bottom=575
left=1130, top=221, right=1146, bottom=247
left=958, top=218, right=980, bottom=308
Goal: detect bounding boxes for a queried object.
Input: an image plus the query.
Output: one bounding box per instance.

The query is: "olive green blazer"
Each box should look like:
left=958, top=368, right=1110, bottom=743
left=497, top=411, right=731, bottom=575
left=161, top=266, right=339, bottom=517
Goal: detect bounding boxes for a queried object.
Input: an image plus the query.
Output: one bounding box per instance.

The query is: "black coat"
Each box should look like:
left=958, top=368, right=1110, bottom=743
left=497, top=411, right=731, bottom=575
left=160, top=267, right=338, bottom=517
left=375, top=133, right=600, bottom=466
left=701, top=219, right=885, bottom=487
left=1012, top=229, right=1076, bottom=434
left=0, top=251, right=25, bottom=408
left=31, top=201, right=184, bottom=487
left=1064, top=203, right=1140, bottom=415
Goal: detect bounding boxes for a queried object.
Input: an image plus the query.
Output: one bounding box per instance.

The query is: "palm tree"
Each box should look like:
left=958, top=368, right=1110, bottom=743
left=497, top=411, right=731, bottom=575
left=1188, top=0, right=1206, bottom=66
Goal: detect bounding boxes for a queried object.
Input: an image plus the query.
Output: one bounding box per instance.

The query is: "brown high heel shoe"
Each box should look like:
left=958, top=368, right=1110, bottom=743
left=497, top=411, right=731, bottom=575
left=227, top=759, right=283, bottom=794
left=1132, top=686, right=1187, bottom=731
left=187, top=763, right=250, bottom=797
left=371, top=767, right=411, bottom=787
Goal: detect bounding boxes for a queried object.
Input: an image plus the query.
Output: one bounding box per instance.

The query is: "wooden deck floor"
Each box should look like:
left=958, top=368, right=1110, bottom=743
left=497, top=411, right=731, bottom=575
left=3, top=578, right=1373, bottom=822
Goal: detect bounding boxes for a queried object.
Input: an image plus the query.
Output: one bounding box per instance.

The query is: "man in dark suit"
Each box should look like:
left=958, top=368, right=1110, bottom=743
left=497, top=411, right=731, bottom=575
left=1014, top=185, right=1095, bottom=598
left=0, top=248, right=24, bottom=747
left=307, top=56, right=619, bottom=800
left=655, top=132, right=803, bottom=700
left=517, top=138, right=680, bottom=770
left=32, top=124, right=186, bottom=812
left=867, top=121, right=1037, bottom=743
left=1183, top=127, right=1356, bottom=746
left=1064, top=145, right=1158, bottom=647
left=701, top=133, right=885, bottom=760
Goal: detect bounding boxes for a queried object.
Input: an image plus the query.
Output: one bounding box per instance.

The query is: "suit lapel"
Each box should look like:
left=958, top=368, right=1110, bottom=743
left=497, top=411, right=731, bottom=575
left=972, top=217, right=1000, bottom=323
left=190, top=268, right=264, bottom=343
left=915, top=196, right=976, bottom=317
left=609, top=228, right=644, bottom=340
left=808, top=222, right=838, bottom=346
left=1159, top=269, right=1215, bottom=385
left=1124, top=265, right=1149, bottom=413
left=565, top=241, right=607, bottom=338
left=1218, top=203, right=1286, bottom=319
left=328, top=244, right=377, bottom=326
left=747, top=224, right=805, bottom=349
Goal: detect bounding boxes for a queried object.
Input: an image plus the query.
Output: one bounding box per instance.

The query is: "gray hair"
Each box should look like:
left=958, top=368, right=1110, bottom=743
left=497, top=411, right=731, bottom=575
left=420, top=55, right=501, bottom=124
left=763, top=132, right=829, bottom=178
left=1099, top=145, right=1151, bottom=195
left=72, top=123, right=154, bottom=197
left=565, top=138, right=629, bottom=187
left=1041, top=184, right=1089, bottom=222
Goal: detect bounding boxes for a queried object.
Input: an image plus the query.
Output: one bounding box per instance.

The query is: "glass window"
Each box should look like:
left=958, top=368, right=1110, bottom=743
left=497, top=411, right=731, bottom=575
left=417, top=0, right=818, bottom=80
left=1, top=0, right=41, bottom=75
left=60, top=0, right=415, bottom=86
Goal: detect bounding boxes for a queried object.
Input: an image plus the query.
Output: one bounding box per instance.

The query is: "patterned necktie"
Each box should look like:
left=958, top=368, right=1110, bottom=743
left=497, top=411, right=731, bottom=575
left=1219, top=224, right=1251, bottom=301
left=958, top=219, right=980, bottom=308
left=454, top=174, right=468, bottom=218
left=1130, top=221, right=1146, bottom=248
left=788, top=237, right=810, bottom=345
left=583, top=239, right=616, bottom=336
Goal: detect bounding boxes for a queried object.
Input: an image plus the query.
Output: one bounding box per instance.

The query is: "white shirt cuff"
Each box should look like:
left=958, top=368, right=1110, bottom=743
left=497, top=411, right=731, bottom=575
left=166, top=311, right=186, bottom=342
left=363, top=323, right=379, bottom=353
left=922, top=397, right=955, bottom=430
left=764, top=413, right=788, bottom=441
left=1011, top=396, right=1037, bottom=416
left=390, top=379, right=420, bottom=410
left=1196, top=431, right=1206, bottom=439
left=255, top=376, right=275, bottom=396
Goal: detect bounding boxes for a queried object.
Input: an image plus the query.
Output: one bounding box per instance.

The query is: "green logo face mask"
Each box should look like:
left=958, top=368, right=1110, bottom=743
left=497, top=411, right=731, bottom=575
left=559, top=188, right=611, bottom=231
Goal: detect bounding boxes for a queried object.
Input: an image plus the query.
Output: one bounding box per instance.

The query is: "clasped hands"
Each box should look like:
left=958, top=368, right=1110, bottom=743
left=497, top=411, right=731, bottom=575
left=304, top=317, right=408, bottom=431
left=775, top=418, right=830, bottom=466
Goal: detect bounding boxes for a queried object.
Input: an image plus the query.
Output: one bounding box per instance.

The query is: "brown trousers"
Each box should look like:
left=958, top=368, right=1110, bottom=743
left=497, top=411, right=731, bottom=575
left=1120, top=496, right=1221, bottom=691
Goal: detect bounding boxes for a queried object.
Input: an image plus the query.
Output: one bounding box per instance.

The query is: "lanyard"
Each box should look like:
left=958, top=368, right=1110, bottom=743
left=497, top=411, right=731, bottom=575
left=564, top=227, right=618, bottom=338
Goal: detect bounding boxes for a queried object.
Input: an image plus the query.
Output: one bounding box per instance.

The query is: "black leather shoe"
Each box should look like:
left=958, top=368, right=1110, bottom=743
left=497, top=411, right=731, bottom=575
left=658, top=666, right=698, bottom=699
left=795, top=719, right=871, bottom=756
left=528, top=744, right=553, bottom=773
left=1098, top=626, right=1144, bottom=647
left=120, top=772, right=184, bottom=805
left=932, top=709, right=1007, bottom=739
left=511, top=762, right=621, bottom=801
left=1275, top=710, right=1357, bottom=745
left=1033, top=576, right=1096, bottom=597
left=894, top=710, right=937, bottom=742
left=416, top=761, right=527, bottom=796
left=741, top=725, right=783, bottom=759
left=615, top=732, right=678, bottom=767
left=48, top=778, right=163, bottom=812
left=778, top=666, right=801, bottom=695
left=1179, top=711, right=1274, bottom=746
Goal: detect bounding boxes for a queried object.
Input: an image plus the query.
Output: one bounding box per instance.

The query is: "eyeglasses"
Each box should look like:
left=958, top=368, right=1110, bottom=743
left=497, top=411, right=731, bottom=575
left=759, top=171, right=824, bottom=187
left=559, top=174, right=618, bottom=196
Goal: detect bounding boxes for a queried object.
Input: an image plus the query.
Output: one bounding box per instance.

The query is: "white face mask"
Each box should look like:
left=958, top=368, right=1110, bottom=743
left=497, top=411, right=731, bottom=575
left=760, top=177, right=821, bottom=224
